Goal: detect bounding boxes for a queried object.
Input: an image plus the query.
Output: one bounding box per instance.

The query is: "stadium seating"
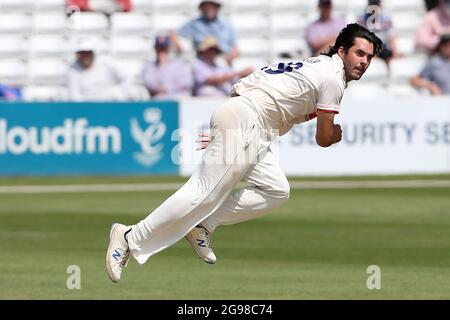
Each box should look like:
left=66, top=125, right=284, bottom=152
left=0, top=0, right=34, bottom=12
left=360, top=58, right=389, bottom=83
left=22, top=85, right=69, bottom=101
left=34, top=0, right=67, bottom=12
left=387, top=83, right=422, bottom=97
left=0, top=59, right=28, bottom=85
left=0, top=0, right=434, bottom=100
left=116, top=58, right=146, bottom=84
left=110, top=36, right=153, bottom=59
left=270, top=0, right=314, bottom=12
left=131, top=0, right=155, bottom=12
left=348, top=0, right=370, bottom=14
left=152, top=13, right=190, bottom=33
left=0, top=36, right=29, bottom=59
left=70, top=35, right=110, bottom=55
left=271, top=12, right=311, bottom=35
left=384, top=0, right=426, bottom=13
left=33, top=12, right=68, bottom=34
left=396, top=36, right=417, bottom=56
left=389, top=56, right=427, bottom=81
left=110, top=12, right=152, bottom=35
left=228, top=0, right=270, bottom=12
left=28, top=58, right=69, bottom=85
left=230, top=13, right=270, bottom=36
left=345, top=82, right=387, bottom=99
left=232, top=57, right=268, bottom=71
left=271, top=37, right=310, bottom=58
left=30, top=35, right=71, bottom=58
left=68, top=12, right=110, bottom=34
left=152, top=0, right=194, bottom=13
left=0, top=13, right=33, bottom=34
left=237, top=37, right=270, bottom=57
left=392, top=12, right=424, bottom=35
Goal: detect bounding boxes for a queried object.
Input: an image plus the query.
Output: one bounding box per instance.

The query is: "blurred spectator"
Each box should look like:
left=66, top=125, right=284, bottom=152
left=67, top=39, right=134, bottom=101
left=305, top=0, right=347, bottom=56
left=411, top=34, right=450, bottom=95
left=143, top=35, right=193, bottom=99
left=0, top=84, right=22, bottom=101
left=192, top=37, right=252, bottom=97
left=172, top=0, right=239, bottom=65
left=357, top=0, right=400, bottom=64
left=416, top=0, right=450, bottom=52
left=67, top=0, right=131, bottom=13
left=426, top=0, right=440, bottom=11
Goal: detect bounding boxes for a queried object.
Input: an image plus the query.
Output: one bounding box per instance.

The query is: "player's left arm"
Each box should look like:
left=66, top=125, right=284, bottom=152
left=316, top=74, right=343, bottom=147
left=316, top=110, right=342, bottom=148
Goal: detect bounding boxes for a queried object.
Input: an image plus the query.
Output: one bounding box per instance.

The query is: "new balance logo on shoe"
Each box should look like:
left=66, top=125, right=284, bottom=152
left=112, top=249, right=121, bottom=261
left=197, top=239, right=206, bottom=247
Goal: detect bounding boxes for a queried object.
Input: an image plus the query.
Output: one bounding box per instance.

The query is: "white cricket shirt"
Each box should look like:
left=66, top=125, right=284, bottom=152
left=231, top=54, right=347, bottom=136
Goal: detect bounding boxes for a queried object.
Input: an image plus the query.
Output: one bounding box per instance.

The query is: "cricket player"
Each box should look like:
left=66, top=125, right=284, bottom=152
left=106, top=23, right=382, bottom=282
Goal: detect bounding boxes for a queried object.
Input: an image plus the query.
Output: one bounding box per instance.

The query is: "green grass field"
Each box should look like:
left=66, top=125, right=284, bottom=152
left=1, top=175, right=450, bottom=299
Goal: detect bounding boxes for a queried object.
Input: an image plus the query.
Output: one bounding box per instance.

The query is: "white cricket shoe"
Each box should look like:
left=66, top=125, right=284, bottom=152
left=106, top=223, right=131, bottom=283
left=185, top=224, right=217, bottom=264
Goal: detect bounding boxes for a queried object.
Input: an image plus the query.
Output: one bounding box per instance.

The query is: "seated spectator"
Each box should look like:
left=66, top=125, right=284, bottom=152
left=67, top=39, right=134, bottom=101
left=172, top=0, right=239, bottom=65
left=416, top=0, right=450, bottom=52
left=192, top=37, right=252, bottom=97
left=357, top=0, right=400, bottom=64
left=305, top=0, right=347, bottom=56
left=67, top=0, right=131, bottom=14
left=410, top=34, right=450, bottom=95
left=0, top=84, right=22, bottom=101
left=426, top=0, right=440, bottom=11
left=143, top=35, right=193, bottom=99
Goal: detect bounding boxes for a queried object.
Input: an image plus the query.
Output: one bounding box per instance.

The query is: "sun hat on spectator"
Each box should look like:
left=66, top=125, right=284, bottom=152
left=74, top=38, right=96, bottom=53
left=197, top=37, right=222, bottom=53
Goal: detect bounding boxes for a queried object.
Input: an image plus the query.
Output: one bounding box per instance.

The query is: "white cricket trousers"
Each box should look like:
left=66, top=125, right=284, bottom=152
left=127, top=95, right=290, bottom=264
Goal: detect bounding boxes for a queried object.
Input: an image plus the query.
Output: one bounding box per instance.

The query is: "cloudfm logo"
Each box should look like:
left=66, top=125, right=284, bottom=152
left=0, top=119, right=121, bottom=155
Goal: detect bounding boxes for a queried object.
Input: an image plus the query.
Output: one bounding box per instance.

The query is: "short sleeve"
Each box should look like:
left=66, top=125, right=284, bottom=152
left=177, top=20, right=195, bottom=39
left=419, top=61, right=434, bottom=80
left=317, top=75, right=343, bottom=114
left=226, top=20, right=237, bottom=47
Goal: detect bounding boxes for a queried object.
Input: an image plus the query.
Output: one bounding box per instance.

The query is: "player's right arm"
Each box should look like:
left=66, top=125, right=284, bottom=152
left=315, top=110, right=342, bottom=148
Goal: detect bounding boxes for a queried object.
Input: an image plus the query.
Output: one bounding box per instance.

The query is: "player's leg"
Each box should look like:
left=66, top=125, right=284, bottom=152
left=106, top=96, right=265, bottom=281
left=204, top=147, right=290, bottom=230
left=187, top=147, right=290, bottom=262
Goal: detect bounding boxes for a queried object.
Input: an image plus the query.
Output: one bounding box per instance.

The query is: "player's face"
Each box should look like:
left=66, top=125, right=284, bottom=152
left=339, top=37, right=375, bottom=82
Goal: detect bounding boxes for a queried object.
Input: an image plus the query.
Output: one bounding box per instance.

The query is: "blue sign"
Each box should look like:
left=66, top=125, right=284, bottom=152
left=0, top=101, right=179, bottom=175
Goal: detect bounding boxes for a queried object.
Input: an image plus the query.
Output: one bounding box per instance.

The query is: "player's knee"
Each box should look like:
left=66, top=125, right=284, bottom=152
left=270, top=179, right=290, bottom=202
left=278, top=184, right=290, bottom=202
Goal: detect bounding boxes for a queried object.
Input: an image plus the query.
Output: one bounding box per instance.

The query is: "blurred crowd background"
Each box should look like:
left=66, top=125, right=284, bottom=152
left=0, top=0, right=449, bottom=102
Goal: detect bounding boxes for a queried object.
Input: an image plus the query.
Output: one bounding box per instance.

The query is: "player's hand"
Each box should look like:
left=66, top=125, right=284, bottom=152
left=196, top=133, right=211, bottom=150
left=239, top=67, right=254, bottom=78
left=429, top=83, right=443, bottom=96
left=332, top=124, right=342, bottom=144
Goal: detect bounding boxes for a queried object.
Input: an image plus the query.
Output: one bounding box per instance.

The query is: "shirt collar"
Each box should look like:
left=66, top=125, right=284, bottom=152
left=332, top=53, right=348, bottom=88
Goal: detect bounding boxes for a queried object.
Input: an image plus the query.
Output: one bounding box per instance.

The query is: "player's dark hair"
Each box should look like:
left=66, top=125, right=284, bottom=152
left=322, top=23, right=383, bottom=57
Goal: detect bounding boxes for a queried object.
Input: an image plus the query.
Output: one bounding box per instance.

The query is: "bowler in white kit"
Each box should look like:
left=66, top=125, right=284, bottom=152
left=106, top=23, right=383, bottom=282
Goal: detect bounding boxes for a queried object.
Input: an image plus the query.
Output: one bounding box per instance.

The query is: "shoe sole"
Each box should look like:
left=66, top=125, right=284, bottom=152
left=106, top=223, right=120, bottom=283
left=185, top=233, right=216, bottom=265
